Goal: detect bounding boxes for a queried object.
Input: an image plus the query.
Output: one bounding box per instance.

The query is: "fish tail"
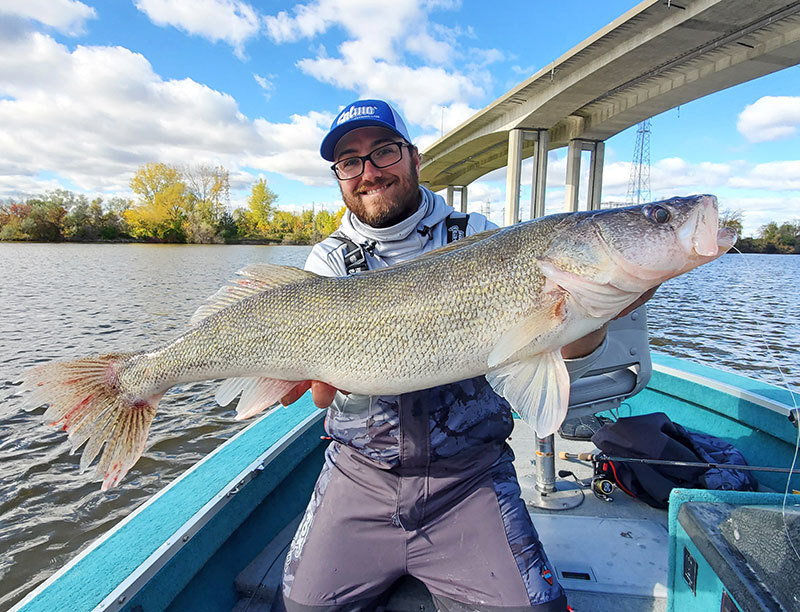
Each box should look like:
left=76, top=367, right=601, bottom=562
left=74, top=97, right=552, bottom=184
left=21, top=353, right=162, bottom=491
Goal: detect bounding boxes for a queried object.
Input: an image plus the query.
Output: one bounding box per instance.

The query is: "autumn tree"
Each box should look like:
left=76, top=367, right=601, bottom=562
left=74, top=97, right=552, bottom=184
left=0, top=201, right=33, bottom=240
left=247, top=178, right=278, bottom=235
left=183, top=164, right=230, bottom=243
left=314, top=206, right=345, bottom=239
left=126, top=162, right=189, bottom=241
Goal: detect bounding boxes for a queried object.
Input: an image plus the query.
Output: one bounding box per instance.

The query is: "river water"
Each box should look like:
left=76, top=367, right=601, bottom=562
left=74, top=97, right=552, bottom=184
left=0, top=244, right=798, bottom=609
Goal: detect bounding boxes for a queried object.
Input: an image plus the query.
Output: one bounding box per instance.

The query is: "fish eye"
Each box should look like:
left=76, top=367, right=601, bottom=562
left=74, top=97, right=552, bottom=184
left=646, top=204, right=671, bottom=224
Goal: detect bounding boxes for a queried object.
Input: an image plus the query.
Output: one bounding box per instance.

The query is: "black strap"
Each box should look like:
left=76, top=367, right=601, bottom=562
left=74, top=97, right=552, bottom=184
left=330, top=212, right=470, bottom=275
left=445, top=213, right=469, bottom=243
left=328, top=232, right=370, bottom=275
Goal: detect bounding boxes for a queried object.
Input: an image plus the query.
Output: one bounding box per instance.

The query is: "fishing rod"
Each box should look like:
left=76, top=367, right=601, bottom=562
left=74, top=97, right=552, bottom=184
left=558, top=451, right=800, bottom=502
left=559, top=451, right=800, bottom=474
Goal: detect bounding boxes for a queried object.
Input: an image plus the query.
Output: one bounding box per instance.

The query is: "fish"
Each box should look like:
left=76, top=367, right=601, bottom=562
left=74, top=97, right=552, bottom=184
left=21, top=194, right=736, bottom=490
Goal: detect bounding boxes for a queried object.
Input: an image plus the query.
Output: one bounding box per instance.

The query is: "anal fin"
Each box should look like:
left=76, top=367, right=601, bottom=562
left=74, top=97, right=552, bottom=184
left=216, top=376, right=297, bottom=420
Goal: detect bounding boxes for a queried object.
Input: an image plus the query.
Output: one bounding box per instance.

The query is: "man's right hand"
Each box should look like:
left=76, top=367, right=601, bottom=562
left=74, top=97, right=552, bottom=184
left=281, top=380, right=341, bottom=409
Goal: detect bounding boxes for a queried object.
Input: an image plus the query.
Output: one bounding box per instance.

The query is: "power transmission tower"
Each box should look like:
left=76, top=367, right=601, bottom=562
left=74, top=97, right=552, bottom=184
left=626, top=119, right=651, bottom=204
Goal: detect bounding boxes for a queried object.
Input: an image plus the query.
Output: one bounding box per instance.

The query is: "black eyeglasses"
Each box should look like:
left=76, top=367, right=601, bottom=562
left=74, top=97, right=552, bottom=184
left=331, top=142, right=409, bottom=180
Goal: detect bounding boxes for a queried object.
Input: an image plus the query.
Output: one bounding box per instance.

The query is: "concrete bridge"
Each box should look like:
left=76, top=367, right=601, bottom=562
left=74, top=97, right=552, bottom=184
left=418, top=0, right=800, bottom=224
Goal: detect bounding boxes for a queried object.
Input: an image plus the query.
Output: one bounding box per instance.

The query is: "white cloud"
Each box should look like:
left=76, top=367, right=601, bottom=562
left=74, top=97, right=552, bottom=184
left=263, top=0, right=488, bottom=133
left=298, top=53, right=483, bottom=130
left=0, top=0, right=96, bottom=35
left=511, top=64, right=537, bottom=76
left=134, top=0, right=260, bottom=58
left=263, top=0, right=425, bottom=57
left=737, top=96, right=800, bottom=143
left=0, top=31, right=333, bottom=198
left=253, top=73, right=276, bottom=99
left=719, top=195, right=800, bottom=237
left=729, top=160, right=800, bottom=190
left=405, top=31, right=454, bottom=64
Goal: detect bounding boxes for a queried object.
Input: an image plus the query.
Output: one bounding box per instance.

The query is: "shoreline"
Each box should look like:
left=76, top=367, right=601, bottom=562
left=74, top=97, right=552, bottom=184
left=0, top=239, right=795, bottom=253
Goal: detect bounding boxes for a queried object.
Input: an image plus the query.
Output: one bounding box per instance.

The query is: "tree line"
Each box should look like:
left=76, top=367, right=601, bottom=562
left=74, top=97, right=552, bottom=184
left=0, top=163, right=344, bottom=244
left=1, top=168, right=797, bottom=253
left=719, top=209, right=800, bottom=254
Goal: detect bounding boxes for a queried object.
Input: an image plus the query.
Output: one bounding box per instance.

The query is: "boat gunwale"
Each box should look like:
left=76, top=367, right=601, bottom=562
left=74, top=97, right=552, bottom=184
left=652, top=353, right=799, bottom=418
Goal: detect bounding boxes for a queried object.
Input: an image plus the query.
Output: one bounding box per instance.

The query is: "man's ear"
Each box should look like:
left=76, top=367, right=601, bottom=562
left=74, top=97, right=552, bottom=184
left=411, top=146, right=421, bottom=175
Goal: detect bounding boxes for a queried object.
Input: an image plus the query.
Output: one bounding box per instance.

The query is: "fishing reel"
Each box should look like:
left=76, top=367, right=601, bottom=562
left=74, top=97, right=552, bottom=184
left=556, top=462, right=616, bottom=502
left=590, top=455, right=619, bottom=502
left=558, top=450, right=618, bottom=502
left=591, top=474, right=615, bottom=502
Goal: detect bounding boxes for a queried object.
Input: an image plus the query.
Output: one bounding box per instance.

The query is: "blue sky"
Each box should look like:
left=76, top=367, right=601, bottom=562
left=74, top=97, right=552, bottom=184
left=2, top=0, right=799, bottom=237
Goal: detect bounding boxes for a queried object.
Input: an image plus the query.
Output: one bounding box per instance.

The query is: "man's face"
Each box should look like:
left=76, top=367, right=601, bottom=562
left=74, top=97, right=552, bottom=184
left=333, top=126, right=421, bottom=228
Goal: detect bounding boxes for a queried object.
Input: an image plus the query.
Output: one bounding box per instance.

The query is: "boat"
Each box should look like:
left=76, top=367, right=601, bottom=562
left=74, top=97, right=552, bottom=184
left=10, top=307, right=800, bottom=612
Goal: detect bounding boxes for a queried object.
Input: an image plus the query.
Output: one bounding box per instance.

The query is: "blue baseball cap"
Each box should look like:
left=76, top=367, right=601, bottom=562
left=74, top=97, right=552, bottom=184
left=320, top=99, right=411, bottom=161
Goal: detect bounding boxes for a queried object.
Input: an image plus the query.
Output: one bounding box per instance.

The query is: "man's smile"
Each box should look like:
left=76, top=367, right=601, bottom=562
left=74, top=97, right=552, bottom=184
left=359, top=181, right=393, bottom=196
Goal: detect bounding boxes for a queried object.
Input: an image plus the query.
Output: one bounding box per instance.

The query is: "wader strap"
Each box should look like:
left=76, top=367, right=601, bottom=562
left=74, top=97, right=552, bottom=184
left=330, top=213, right=470, bottom=275
left=444, top=213, right=469, bottom=243
left=328, top=232, right=370, bottom=275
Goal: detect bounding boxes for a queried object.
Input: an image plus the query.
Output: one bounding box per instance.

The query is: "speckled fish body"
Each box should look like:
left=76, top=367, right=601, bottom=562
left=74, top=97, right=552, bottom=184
left=22, top=195, right=736, bottom=489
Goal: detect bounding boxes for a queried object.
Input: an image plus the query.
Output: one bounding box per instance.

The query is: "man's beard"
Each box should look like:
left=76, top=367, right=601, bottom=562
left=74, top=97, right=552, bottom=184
left=341, top=168, right=421, bottom=228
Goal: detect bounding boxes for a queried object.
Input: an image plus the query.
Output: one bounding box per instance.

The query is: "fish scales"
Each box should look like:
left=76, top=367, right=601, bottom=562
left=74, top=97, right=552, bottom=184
left=21, top=195, right=736, bottom=489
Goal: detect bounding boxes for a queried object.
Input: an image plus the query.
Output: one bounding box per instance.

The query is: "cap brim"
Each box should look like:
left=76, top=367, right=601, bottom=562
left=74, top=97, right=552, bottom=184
left=320, top=119, right=407, bottom=161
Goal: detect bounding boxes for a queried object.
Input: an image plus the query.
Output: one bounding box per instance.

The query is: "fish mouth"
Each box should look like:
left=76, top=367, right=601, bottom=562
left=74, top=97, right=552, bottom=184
left=681, top=194, right=725, bottom=257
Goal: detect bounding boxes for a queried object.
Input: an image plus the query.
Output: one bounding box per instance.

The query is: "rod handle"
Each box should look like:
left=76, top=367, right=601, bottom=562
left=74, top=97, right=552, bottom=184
left=558, top=451, right=595, bottom=461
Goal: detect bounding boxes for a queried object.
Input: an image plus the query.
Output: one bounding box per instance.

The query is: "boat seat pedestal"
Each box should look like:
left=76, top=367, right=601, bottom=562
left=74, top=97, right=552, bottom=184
left=526, top=307, right=652, bottom=510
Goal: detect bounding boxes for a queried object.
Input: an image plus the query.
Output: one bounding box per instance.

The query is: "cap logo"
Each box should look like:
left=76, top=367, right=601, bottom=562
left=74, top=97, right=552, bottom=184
left=336, top=105, right=379, bottom=126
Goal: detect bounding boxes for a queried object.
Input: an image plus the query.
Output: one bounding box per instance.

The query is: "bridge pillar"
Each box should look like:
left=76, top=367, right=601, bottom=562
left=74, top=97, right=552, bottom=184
left=504, top=128, right=524, bottom=226
left=530, top=129, right=549, bottom=220
left=587, top=141, right=604, bottom=211
left=446, top=185, right=468, bottom=213
left=564, top=139, right=605, bottom=212
left=505, top=128, right=549, bottom=225
left=564, top=140, right=582, bottom=212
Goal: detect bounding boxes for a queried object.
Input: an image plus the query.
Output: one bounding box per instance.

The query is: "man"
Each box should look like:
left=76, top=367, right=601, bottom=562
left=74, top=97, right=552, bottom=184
left=277, top=99, right=644, bottom=612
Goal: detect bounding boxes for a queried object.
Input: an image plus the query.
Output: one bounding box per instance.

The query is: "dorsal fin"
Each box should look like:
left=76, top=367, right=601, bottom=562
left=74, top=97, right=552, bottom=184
left=190, top=264, right=317, bottom=326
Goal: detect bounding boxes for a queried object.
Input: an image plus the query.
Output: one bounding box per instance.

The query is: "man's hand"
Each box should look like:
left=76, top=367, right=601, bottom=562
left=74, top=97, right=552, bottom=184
left=560, top=285, right=660, bottom=359
left=280, top=380, right=343, bottom=409
left=614, top=285, right=659, bottom=320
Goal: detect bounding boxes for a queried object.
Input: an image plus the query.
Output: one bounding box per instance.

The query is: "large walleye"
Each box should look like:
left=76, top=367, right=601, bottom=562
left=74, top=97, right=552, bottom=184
left=22, top=195, right=736, bottom=490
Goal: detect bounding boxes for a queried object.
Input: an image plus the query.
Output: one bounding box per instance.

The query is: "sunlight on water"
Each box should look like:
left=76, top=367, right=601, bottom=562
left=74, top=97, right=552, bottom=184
left=0, top=245, right=797, bottom=609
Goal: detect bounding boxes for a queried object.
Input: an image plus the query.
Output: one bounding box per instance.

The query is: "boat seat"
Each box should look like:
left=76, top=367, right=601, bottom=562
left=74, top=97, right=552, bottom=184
left=564, top=305, right=652, bottom=423
left=382, top=575, right=436, bottom=611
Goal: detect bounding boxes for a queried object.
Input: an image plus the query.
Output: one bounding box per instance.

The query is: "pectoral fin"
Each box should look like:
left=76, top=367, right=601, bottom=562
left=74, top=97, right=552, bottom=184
left=485, top=350, right=570, bottom=437
left=487, top=295, right=566, bottom=368
left=216, top=376, right=297, bottom=420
